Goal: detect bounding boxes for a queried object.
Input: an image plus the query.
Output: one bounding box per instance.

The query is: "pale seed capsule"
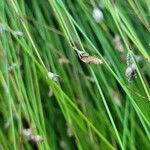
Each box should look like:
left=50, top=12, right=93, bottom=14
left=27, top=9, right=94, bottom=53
left=30, top=135, right=43, bottom=142
left=23, top=128, right=43, bottom=143
left=48, top=72, right=59, bottom=82
left=23, top=128, right=33, bottom=139
left=92, top=7, right=103, bottom=23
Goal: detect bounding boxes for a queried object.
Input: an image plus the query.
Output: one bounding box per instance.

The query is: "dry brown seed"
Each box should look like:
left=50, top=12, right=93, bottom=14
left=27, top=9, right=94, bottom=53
left=72, top=46, right=103, bottom=65
left=79, top=55, right=103, bottom=64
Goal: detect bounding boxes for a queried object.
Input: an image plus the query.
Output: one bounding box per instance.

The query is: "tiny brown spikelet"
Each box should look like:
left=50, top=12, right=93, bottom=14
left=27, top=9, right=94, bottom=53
left=72, top=45, right=103, bottom=65
left=79, top=55, right=103, bottom=64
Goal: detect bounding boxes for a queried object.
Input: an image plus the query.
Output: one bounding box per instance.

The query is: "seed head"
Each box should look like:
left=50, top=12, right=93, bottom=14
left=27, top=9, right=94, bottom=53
left=92, top=7, right=103, bottom=23
left=125, top=66, right=136, bottom=82
left=23, top=128, right=43, bottom=143
left=48, top=72, right=59, bottom=82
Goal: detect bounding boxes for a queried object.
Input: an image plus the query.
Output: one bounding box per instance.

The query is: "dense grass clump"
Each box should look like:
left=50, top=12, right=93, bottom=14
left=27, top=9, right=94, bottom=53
left=0, top=0, right=150, bottom=150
